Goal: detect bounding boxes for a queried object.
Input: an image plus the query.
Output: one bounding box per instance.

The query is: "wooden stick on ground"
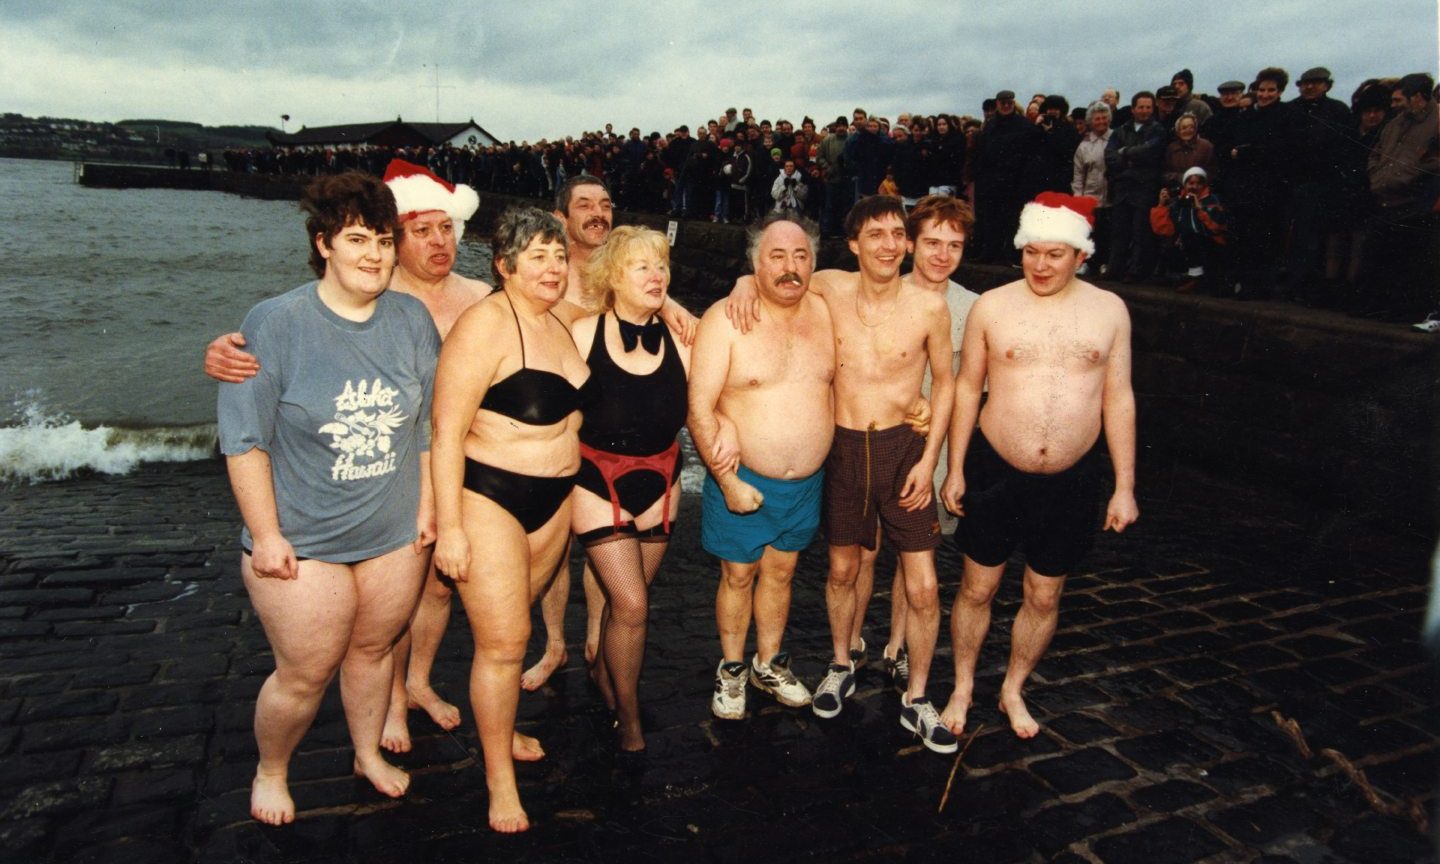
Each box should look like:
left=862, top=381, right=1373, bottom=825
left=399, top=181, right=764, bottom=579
left=938, top=723, right=985, bottom=813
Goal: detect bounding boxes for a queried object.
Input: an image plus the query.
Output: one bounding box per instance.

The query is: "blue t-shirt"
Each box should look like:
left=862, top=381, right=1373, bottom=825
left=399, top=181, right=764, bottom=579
left=218, top=282, right=441, bottom=563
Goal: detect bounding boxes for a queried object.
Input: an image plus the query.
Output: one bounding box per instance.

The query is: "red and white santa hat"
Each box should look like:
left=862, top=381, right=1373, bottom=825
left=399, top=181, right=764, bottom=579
left=1013, top=191, right=1099, bottom=256
left=383, top=159, right=480, bottom=234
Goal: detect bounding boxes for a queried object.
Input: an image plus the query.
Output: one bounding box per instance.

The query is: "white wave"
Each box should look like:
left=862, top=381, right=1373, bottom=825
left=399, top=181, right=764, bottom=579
left=0, top=402, right=215, bottom=484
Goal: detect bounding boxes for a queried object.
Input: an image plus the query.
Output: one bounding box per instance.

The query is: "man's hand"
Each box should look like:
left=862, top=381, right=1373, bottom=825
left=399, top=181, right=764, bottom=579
left=897, top=462, right=934, bottom=512
left=251, top=533, right=298, bottom=580
left=1104, top=491, right=1139, bottom=533
left=940, top=472, right=966, bottom=517
left=433, top=531, right=471, bottom=582
left=904, top=397, right=932, bottom=438
left=723, top=275, right=761, bottom=334
left=205, top=332, right=260, bottom=384
left=660, top=298, right=700, bottom=346
left=711, top=414, right=741, bottom=475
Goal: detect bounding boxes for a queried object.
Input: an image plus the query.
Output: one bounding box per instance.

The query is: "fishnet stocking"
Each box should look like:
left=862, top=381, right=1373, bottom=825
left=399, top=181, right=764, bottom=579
left=582, top=531, right=664, bottom=750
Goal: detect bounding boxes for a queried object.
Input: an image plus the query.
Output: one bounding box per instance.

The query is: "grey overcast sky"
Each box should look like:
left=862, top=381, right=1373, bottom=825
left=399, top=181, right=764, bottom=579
left=3, top=1, right=1436, bottom=141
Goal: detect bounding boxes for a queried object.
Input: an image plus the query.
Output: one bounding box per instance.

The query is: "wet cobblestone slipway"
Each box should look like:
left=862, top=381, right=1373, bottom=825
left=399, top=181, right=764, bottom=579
left=0, top=457, right=1434, bottom=863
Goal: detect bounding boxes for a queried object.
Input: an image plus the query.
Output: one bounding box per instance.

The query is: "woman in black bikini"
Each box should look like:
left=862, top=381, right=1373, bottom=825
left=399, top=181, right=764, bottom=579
left=569, top=226, right=691, bottom=752
left=431, top=207, right=588, bottom=834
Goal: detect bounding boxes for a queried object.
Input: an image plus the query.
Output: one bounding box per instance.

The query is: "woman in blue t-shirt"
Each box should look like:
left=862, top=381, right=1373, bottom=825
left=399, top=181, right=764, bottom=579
left=217, top=172, right=440, bottom=827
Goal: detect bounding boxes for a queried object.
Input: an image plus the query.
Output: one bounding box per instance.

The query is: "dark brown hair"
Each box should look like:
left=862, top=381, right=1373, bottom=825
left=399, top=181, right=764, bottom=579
left=300, top=172, right=398, bottom=278
left=844, top=194, right=906, bottom=240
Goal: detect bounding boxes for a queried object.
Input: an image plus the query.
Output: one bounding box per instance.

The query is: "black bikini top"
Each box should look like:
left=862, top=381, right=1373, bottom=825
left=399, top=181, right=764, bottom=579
left=479, top=292, right=580, bottom=426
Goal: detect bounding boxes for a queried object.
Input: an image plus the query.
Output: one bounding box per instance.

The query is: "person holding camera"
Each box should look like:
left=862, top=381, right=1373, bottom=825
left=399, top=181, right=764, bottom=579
left=771, top=159, right=808, bottom=212
left=1151, top=166, right=1230, bottom=294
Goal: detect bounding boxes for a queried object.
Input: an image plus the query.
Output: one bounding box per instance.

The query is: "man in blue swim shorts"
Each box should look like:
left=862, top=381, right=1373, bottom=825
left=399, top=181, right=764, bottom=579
left=689, top=213, right=837, bottom=720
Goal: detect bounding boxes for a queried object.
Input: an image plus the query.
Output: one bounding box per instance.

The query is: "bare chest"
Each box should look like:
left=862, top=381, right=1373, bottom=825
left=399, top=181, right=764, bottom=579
left=730, top=324, right=835, bottom=390
left=989, top=320, right=1109, bottom=372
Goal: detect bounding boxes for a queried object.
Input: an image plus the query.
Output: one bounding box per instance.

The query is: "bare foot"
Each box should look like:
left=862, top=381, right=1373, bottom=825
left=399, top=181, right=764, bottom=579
left=488, top=785, right=530, bottom=833
left=717, top=475, right=764, bottom=514
left=380, top=701, right=412, bottom=754
left=353, top=754, right=411, bottom=799
left=520, top=644, right=567, bottom=691
left=998, top=690, right=1040, bottom=739
left=406, top=683, right=461, bottom=731
left=939, top=689, right=972, bottom=736
left=250, top=769, right=294, bottom=826
left=512, top=730, right=545, bottom=762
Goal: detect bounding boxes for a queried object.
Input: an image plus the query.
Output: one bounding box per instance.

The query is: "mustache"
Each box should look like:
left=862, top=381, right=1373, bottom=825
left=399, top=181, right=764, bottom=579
left=776, top=272, right=804, bottom=287
left=584, top=217, right=610, bottom=229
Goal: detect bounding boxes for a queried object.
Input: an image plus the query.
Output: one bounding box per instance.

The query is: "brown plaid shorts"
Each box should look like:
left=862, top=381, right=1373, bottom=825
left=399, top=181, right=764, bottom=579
left=824, top=424, right=941, bottom=552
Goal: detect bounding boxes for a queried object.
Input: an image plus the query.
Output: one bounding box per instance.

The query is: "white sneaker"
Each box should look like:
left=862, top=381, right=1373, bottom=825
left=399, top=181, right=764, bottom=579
left=1413, top=311, right=1440, bottom=333
left=749, top=652, right=812, bottom=707
left=712, top=660, right=748, bottom=720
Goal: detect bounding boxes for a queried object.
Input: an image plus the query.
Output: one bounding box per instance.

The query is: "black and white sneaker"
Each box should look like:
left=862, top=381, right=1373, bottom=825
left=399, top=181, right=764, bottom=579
left=712, top=660, right=748, bottom=720
left=811, top=662, right=856, bottom=718
left=849, top=636, right=868, bottom=671
left=900, top=696, right=958, bottom=753
left=750, top=652, right=812, bottom=707
left=882, top=646, right=909, bottom=693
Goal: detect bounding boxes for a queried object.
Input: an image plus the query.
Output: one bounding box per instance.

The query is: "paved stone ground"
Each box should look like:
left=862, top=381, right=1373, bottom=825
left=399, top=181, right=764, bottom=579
left=0, top=457, right=1435, bottom=863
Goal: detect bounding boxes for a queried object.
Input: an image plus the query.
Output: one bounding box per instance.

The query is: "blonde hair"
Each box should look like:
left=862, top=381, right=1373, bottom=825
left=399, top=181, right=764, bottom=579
left=581, top=225, right=670, bottom=312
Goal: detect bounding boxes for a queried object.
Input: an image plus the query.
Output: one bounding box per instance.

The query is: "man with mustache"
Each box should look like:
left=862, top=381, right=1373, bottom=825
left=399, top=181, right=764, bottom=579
left=524, top=175, right=699, bottom=692
left=689, top=212, right=835, bottom=721
left=720, top=197, right=957, bottom=751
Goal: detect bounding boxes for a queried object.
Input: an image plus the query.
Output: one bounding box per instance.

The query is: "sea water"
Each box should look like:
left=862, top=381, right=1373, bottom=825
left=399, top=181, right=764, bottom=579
left=0, top=157, right=494, bottom=482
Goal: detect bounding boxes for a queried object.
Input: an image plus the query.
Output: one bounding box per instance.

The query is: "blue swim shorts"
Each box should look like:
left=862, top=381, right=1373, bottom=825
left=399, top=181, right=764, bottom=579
left=701, top=464, right=824, bottom=564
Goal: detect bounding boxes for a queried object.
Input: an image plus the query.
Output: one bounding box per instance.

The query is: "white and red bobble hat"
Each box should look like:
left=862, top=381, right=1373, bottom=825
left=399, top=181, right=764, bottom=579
left=382, top=159, right=480, bottom=234
left=1013, top=191, right=1099, bottom=256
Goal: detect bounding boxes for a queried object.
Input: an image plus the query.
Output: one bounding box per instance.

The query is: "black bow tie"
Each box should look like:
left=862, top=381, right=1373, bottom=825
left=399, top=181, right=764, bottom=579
left=618, top=316, right=664, bottom=354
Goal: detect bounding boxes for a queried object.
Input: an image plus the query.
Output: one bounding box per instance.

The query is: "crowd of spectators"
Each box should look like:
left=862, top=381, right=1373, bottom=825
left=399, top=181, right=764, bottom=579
left=223, top=66, right=1440, bottom=327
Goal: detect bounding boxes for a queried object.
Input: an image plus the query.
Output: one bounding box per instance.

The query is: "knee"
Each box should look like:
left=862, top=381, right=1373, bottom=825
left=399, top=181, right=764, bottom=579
left=273, top=661, right=337, bottom=698
left=904, top=576, right=939, bottom=611
left=958, top=578, right=998, bottom=608
left=827, top=559, right=860, bottom=587
left=720, top=567, right=758, bottom=594
left=426, top=577, right=454, bottom=601
left=474, top=623, right=530, bottom=664
left=608, top=593, right=649, bottom=629
left=1024, top=586, right=1063, bottom=616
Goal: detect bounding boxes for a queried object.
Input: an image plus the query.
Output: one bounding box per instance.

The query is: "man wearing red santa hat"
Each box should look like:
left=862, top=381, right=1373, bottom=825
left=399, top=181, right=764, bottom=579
left=939, top=191, right=1139, bottom=740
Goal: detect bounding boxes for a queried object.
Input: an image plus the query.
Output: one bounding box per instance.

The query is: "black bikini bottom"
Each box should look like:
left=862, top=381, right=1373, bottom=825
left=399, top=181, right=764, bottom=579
left=463, top=458, right=577, bottom=534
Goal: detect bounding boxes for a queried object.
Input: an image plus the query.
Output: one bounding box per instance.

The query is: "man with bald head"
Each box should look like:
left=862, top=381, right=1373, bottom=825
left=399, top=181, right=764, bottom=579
left=689, top=212, right=836, bottom=721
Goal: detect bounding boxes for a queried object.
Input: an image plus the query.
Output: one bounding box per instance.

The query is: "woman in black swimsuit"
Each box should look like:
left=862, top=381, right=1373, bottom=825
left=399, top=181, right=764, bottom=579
left=431, top=207, right=588, bottom=834
left=569, top=226, right=691, bottom=752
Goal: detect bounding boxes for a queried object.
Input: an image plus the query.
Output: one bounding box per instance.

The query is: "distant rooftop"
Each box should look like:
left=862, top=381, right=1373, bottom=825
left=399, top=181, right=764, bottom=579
left=267, top=119, right=499, bottom=149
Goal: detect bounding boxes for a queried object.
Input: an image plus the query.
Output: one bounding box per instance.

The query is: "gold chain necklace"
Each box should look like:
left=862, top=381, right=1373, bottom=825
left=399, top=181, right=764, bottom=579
left=855, top=291, right=898, bottom=328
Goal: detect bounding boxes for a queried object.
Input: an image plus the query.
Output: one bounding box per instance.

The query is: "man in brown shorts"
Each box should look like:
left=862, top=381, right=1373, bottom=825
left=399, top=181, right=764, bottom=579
left=809, top=196, right=958, bottom=754
left=940, top=191, right=1139, bottom=739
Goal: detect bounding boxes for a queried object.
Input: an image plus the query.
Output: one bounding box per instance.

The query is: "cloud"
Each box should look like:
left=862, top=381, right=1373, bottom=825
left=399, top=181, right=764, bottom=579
left=2, top=0, right=1435, bottom=141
